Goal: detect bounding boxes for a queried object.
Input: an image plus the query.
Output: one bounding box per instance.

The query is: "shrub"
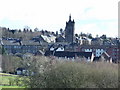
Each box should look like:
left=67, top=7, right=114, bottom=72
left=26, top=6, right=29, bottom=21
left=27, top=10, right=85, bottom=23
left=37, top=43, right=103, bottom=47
left=20, top=57, right=118, bottom=88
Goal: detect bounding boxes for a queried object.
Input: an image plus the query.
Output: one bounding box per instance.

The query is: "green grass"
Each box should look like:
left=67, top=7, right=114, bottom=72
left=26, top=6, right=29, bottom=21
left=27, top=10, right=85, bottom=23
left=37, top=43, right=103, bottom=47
left=0, top=73, right=26, bottom=89
left=0, top=73, right=18, bottom=76
left=0, top=86, right=25, bottom=88
left=0, top=86, right=26, bottom=90
left=0, top=75, right=17, bottom=85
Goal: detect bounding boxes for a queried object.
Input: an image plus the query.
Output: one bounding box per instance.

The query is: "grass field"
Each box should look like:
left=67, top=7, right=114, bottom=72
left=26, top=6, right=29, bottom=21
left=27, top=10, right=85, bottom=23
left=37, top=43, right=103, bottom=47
left=0, top=73, right=18, bottom=85
left=0, top=86, right=25, bottom=88
left=0, top=73, right=25, bottom=89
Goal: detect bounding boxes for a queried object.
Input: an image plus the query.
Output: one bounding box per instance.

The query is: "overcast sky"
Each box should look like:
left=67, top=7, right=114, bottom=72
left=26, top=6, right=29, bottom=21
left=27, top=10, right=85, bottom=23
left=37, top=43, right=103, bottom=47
left=0, top=0, right=119, bottom=37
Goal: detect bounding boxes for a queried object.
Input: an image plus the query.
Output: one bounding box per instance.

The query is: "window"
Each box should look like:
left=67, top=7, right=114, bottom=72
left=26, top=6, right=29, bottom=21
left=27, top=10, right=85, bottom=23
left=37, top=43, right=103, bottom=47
left=28, top=50, right=31, bottom=53
left=8, top=45, right=10, bottom=48
left=14, top=46, right=17, bottom=48
left=113, top=53, right=117, bottom=55
left=4, top=46, right=7, bottom=49
left=82, top=49, right=84, bottom=51
left=18, top=46, right=20, bottom=48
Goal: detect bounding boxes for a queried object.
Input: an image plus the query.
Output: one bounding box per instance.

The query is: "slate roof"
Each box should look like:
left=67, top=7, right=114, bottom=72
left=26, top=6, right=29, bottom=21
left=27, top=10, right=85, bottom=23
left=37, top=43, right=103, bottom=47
left=79, top=45, right=107, bottom=49
left=54, top=51, right=93, bottom=59
left=45, top=51, right=93, bottom=59
left=41, top=35, right=56, bottom=43
left=1, top=40, right=42, bottom=45
left=16, top=68, right=25, bottom=71
left=91, top=38, right=102, bottom=41
left=93, top=52, right=111, bottom=62
left=55, top=35, right=65, bottom=42
left=102, top=52, right=111, bottom=60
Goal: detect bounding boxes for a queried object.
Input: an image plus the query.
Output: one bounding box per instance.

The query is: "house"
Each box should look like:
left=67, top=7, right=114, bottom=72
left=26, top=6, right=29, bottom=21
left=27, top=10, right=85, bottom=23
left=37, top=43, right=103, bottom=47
left=55, top=35, right=65, bottom=42
left=101, top=52, right=112, bottom=63
left=79, top=45, right=105, bottom=57
left=48, top=43, right=78, bottom=52
left=79, top=37, right=91, bottom=45
left=34, top=50, right=45, bottom=55
left=55, top=51, right=94, bottom=62
left=0, top=39, right=42, bottom=54
left=106, top=45, right=120, bottom=63
left=91, top=38, right=103, bottom=45
left=93, top=57, right=101, bottom=62
left=78, top=44, right=120, bottom=63
left=45, top=43, right=95, bottom=62
left=16, top=68, right=26, bottom=75
left=56, top=47, right=64, bottom=51
left=16, top=68, right=34, bottom=76
left=48, top=43, right=65, bottom=51
left=41, top=35, right=56, bottom=43
left=45, top=50, right=94, bottom=62
left=103, top=39, right=112, bottom=45
left=93, top=52, right=112, bottom=63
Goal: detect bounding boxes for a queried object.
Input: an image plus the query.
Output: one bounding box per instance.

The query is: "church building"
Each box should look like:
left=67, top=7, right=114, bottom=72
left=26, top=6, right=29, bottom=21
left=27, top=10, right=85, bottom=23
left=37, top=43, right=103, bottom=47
left=65, top=15, right=75, bottom=43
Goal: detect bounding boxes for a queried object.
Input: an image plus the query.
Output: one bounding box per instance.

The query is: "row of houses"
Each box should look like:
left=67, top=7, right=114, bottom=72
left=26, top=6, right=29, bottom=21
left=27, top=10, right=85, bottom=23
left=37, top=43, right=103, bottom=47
left=0, top=36, right=119, bottom=63
left=0, top=38, right=44, bottom=54
left=46, top=43, right=119, bottom=63
left=0, top=32, right=57, bottom=54
left=56, top=35, right=119, bottom=46
left=5, top=44, right=113, bottom=75
left=77, top=45, right=120, bottom=63
left=1, top=38, right=119, bottom=63
left=45, top=44, right=112, bottom=63
left=16, top=50, right=112, bottom=76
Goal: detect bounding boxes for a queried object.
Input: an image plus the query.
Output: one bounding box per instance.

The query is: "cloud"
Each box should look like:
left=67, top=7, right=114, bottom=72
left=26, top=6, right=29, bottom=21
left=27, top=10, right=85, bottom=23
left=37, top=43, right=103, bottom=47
left=75, top=19, right=117, bottom=37
left=0, top=0, right=118, bottom=37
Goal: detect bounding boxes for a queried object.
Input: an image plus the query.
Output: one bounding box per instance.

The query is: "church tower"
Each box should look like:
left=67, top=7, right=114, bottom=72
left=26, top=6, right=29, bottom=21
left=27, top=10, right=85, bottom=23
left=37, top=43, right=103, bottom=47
left=65, top=14, right=75, bottom=43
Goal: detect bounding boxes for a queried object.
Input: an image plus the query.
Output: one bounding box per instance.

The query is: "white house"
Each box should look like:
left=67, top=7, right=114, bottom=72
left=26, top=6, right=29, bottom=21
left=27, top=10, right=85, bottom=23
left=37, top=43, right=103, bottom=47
left=56, top=47, right=64, bottom=51
left=85, top=49, right=92, bottom=52
left=84, top=48, right=104, bottom=57
left=95, top=49, right=104, bottom=57
left=50, top=47, right=55, bottom=51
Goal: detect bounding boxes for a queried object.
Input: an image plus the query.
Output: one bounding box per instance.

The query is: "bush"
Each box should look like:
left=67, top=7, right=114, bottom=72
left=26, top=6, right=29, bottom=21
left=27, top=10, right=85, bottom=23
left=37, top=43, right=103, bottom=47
left=21, top=57, right=118, bottom=88
left=2, top=55, right=22, bottom=73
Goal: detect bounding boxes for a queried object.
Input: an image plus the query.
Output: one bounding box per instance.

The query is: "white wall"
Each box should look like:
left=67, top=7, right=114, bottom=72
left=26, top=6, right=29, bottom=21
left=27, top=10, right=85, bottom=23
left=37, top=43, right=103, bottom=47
left=84, top=48, right=104, bottom=57
left=96, top=49, right=104, bottom=57
left=85, top=49, right=92, bottom=52
left=50, top=47, right=54, bottom=51
left=17, top=70, right=22, bottom=75
left=56, top=47, right=64, bottom=51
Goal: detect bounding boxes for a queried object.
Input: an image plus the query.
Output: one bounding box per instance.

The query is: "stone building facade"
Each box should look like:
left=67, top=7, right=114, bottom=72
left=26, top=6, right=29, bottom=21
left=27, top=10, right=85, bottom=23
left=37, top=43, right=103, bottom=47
left=65, top=15, right=75, bottom=43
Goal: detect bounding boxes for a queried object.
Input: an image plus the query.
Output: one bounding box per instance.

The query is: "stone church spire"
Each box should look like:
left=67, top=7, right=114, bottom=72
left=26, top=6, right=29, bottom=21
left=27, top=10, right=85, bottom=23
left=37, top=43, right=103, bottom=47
left=69, top=14, right=71, bottom=21
left=65, top=15, right=75, bottom=43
